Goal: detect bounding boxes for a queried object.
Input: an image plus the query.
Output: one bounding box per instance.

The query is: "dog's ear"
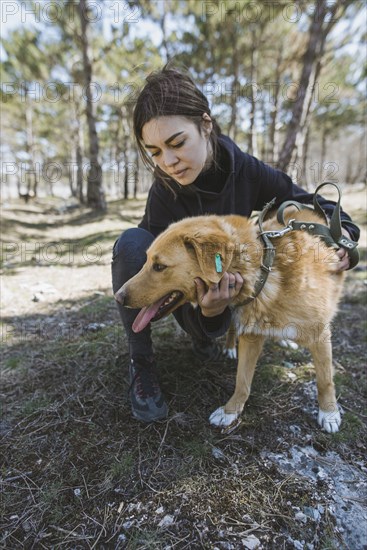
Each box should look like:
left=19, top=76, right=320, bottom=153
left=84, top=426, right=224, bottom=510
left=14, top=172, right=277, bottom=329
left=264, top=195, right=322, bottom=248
left=184, top=233, right=234, bottom=283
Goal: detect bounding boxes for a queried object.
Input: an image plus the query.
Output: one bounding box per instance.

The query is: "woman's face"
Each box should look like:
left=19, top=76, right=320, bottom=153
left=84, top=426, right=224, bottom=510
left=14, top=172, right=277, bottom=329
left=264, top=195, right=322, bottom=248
left=142, top=115, right=213, bottom=185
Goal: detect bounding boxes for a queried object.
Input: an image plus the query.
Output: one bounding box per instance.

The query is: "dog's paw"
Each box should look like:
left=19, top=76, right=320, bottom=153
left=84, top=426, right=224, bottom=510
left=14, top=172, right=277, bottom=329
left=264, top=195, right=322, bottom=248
left=318, top=406, right=342, bottom=433
left=279, top=339, right=299, bottom=350
left=223, top=347, right=237, bottom=360
left=209, top=406, right=239, bottom=428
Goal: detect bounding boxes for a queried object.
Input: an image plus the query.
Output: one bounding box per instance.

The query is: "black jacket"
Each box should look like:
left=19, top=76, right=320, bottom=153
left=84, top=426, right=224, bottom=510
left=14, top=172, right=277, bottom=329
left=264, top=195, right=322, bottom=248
left=139, top=135, right=359, bottom=241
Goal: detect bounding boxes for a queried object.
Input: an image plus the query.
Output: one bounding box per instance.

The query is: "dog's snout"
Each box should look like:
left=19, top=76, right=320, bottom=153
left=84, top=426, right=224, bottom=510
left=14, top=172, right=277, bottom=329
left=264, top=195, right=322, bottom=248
left=114, top=288, right=126, bottom=305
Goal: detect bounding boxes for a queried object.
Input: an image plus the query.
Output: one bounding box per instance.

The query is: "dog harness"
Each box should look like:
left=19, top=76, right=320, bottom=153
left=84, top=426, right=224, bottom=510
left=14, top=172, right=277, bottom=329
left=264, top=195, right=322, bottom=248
left=241, top=182, right=360, bottom=306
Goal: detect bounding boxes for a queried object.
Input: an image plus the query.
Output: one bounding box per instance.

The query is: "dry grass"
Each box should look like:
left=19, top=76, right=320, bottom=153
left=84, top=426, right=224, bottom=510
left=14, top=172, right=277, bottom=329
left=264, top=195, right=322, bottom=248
left=1, top=189, right=366, bottom=549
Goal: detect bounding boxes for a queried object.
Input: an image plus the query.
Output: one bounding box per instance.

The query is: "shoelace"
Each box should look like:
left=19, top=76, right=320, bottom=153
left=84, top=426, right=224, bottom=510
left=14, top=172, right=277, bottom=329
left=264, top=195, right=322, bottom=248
left=129, top=359, right=160, bottom=399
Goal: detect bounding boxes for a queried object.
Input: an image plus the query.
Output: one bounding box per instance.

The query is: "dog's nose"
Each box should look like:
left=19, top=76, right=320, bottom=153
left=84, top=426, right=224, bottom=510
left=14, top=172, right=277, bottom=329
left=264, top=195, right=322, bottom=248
left=114, top=288, right=126, bottom=305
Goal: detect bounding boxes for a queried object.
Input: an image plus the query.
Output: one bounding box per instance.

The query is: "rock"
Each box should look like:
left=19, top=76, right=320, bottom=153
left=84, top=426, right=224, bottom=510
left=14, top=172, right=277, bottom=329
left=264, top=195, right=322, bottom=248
left=263, top=445, right=367, bottom=549
left=289, top=425, right=301, bottom=435
left=242, top=534, right=261, bottom=549
left=304, top=506, right=320, bottom=521
left=85, top=323, right=106, bottom=332
left=32, top=293, right=45, bottom=302
left=295, top=511, right=307, bottom=523
left=122, top=520, right=134, bottom=530
left=158, top=514, right=174, bottom=528
left=212, top=447, right=227, bottom=461
left=316, top=468, right=328, bottom=481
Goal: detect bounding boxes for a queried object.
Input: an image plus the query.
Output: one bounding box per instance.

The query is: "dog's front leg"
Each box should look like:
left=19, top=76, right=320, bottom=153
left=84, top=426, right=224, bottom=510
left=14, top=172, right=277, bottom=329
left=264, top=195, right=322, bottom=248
left=224, top=322, right=237, bottom=359
left=209, top=334, right=265, bottom=429
left=308, top=337, right=341, bottom=433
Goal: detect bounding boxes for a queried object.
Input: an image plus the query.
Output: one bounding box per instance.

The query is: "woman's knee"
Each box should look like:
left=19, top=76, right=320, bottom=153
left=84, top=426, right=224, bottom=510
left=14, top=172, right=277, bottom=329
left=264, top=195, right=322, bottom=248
left=112, top=227, right=154, bottom=261
left=112, top=228, right=155, bottom=292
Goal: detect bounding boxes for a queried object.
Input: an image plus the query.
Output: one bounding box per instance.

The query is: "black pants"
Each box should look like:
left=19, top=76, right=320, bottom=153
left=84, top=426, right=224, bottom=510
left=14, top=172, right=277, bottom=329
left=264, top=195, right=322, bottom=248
left=111, top=227, right=212, bottom=359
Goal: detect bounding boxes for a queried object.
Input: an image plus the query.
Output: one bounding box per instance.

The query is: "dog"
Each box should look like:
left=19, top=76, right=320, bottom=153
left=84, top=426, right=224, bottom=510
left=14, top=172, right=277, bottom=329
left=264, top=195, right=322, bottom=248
left=115, top=207, right=346, bottom=433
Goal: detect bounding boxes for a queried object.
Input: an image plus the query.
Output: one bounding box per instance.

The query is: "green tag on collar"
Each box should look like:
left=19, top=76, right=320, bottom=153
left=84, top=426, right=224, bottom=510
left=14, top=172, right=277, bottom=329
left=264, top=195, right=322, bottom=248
left=215, top=253, right=223, bottom=273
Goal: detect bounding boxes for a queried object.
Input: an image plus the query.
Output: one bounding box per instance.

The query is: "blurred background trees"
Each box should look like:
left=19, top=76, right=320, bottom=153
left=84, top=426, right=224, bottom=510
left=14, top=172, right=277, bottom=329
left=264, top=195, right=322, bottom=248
left=1, top=0, right=366, bottom=209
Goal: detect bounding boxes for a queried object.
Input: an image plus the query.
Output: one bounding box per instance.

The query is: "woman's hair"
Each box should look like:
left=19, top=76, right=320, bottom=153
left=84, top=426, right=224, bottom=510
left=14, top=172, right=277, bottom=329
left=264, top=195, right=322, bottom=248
left=133, top=65, right=221, bottom=187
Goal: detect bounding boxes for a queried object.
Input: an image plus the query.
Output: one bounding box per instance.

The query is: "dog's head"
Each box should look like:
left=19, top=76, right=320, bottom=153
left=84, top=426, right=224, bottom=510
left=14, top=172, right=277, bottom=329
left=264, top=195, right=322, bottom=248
left=115, top=216, right=237, bottom=332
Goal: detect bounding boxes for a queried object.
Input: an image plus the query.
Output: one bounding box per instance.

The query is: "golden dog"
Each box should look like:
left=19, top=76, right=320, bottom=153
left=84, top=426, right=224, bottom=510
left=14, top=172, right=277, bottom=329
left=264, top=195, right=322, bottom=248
left=115, top=208, right=345, bottom=433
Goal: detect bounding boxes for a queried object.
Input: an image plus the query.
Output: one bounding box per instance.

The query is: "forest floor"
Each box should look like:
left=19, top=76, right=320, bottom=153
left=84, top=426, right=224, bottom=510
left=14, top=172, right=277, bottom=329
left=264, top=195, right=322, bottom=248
left=1, top=185, right=366, bottom=549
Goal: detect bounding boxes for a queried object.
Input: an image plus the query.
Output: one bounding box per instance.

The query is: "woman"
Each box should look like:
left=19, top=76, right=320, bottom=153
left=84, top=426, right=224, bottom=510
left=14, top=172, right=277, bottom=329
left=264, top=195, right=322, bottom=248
left=112, top=66, right=359, bottom=423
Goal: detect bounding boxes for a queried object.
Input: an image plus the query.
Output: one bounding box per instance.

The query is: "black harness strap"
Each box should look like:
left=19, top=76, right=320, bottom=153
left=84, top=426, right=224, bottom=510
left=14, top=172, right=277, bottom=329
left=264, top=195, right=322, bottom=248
left=241, top=197, right=277, bottom=306
left=240, top=182, right=359, bottom=306
left=276, top=182, right=359, bottom=269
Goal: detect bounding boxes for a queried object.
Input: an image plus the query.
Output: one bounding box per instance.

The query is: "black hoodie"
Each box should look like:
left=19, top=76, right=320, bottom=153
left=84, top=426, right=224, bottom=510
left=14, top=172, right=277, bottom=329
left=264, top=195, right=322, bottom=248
left=139, top=135, right=359, bottom=241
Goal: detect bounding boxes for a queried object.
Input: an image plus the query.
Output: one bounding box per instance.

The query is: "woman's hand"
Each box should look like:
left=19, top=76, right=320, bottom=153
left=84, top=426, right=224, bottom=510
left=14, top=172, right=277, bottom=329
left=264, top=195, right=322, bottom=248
left=335, top=228, right=353, bottom=271
left=195, top=272, right=244, bottom=317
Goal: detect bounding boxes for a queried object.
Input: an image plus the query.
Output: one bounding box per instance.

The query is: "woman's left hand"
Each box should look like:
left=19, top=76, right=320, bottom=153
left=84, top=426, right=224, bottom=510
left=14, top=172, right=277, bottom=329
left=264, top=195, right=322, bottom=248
left=195, top=271, right=244, bottom=317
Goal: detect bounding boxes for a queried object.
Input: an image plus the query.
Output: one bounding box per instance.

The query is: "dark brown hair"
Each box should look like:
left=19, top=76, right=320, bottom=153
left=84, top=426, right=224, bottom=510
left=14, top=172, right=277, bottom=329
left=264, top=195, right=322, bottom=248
left=133, top=65, right=221, bottom=187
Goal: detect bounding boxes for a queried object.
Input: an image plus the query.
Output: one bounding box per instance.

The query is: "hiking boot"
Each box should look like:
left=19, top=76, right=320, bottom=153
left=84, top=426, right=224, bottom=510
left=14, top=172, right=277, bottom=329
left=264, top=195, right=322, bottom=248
left=128, top=355, right=168, bottom=422
left=191, top=338, right=223, bottom=363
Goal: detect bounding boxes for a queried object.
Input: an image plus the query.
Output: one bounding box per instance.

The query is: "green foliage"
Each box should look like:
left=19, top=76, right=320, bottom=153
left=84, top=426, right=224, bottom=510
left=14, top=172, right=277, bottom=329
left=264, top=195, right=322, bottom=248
left=109, top=452, right=136, bottom=479
left=1, top=0, right=365, bottom=202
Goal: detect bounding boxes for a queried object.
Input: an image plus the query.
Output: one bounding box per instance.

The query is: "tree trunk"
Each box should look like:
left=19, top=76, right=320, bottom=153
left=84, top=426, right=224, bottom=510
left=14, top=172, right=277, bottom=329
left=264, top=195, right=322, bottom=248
left=348, top=137, right=365, bottom=184
left=269, top=46, right=283, bottom=164
left=160, top=10, right=169, bottom=63
left=71, top=100, right=84, bottom=202
left=227, top=25, right=240, bottom=142
left=24, top=85, right=39, bottom=196
left=260, top=97, right=267, bottom=160
left=277, top=0, right=344, bottom=173
left=78, top=0, right=105, bottom=211
left=133, top=151, right=139, bottom=198
left=120, top=109, right=131, bottom=199
left=301, top=125, right=311, bottom=190
left=320, top=124, right=327, bottom=180
left=124, top=160, right=129, bottom=200
left=76, top=138, right=84, bottom=203
left=248, top=27, right=258, bottom=157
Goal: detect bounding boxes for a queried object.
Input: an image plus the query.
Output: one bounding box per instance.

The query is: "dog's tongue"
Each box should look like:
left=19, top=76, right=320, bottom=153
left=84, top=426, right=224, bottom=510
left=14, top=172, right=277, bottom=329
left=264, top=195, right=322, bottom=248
left=132, top=296, right=167, bottom=333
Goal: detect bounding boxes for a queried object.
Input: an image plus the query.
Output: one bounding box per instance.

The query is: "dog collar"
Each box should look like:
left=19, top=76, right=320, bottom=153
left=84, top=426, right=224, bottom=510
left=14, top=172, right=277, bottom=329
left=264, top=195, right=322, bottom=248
left=240, top=198, right=277, bottom=306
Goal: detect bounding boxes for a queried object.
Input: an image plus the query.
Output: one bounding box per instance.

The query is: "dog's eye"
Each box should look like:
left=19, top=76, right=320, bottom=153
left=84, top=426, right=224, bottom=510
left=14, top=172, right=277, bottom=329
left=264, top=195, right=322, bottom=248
left=152, top=263, right=167, bottom=272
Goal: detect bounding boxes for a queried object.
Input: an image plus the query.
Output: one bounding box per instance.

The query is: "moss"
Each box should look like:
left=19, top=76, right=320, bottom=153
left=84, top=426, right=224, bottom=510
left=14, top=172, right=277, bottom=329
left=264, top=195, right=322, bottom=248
left=332, top=412, right=364, bottom=443
left=21, top=396, right=51, bottom=416
left=109, top=452, right=136, bottom=479
left=126, top=528, right=169, bottom=549
left=4, top=356, right=21, bottom=369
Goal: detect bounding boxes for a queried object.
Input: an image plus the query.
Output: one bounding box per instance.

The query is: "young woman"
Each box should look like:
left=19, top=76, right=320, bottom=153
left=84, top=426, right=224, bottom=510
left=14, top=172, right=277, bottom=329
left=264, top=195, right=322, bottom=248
left=112, top=66, right=359, bottom=423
